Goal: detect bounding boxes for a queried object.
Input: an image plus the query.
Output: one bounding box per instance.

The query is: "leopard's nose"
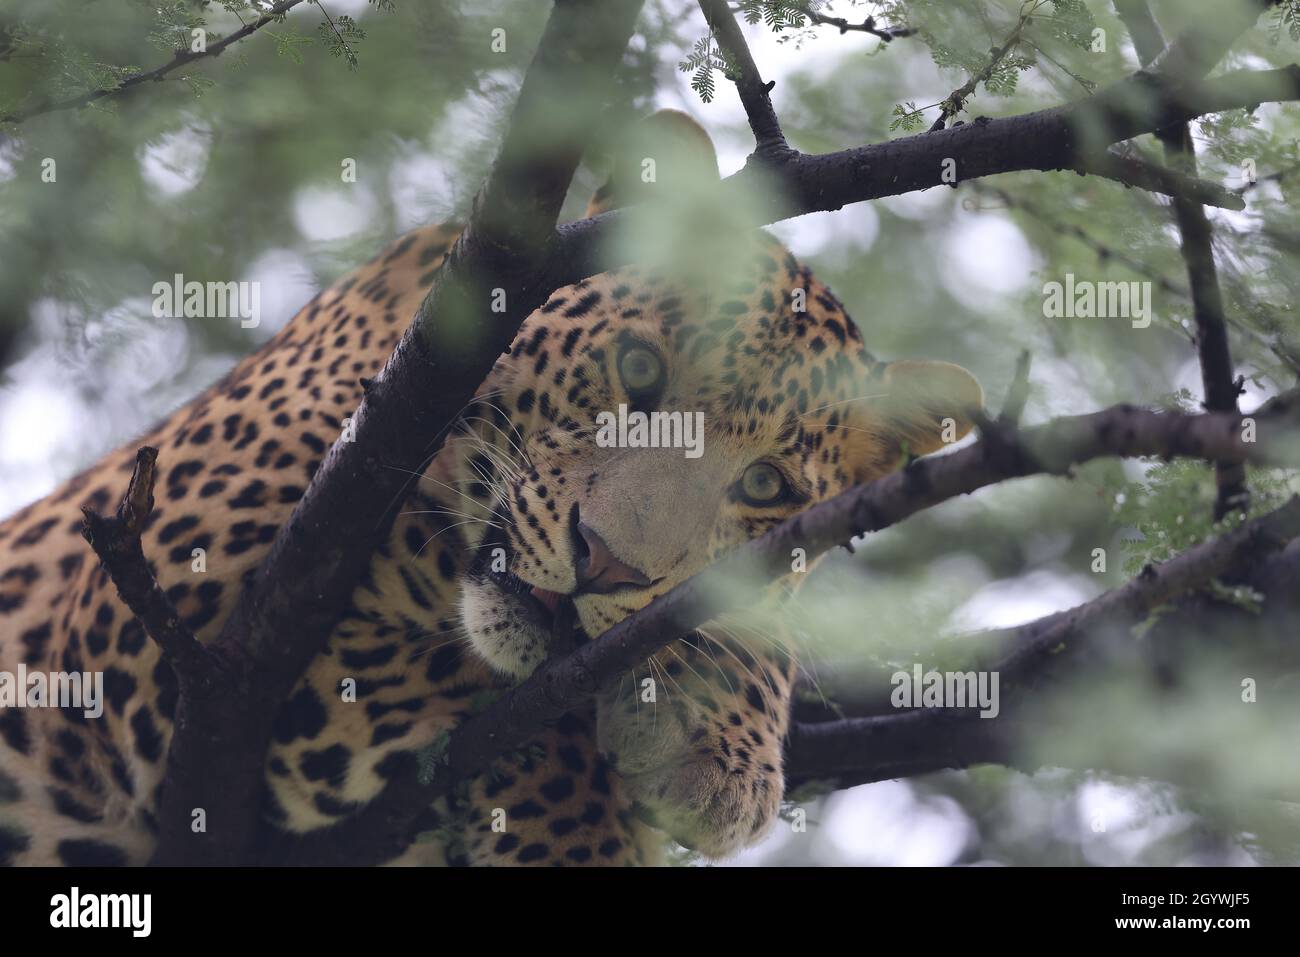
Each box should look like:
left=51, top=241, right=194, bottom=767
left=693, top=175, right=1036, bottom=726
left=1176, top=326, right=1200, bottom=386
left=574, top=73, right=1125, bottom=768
left=572, top=520, right=651, bottom=595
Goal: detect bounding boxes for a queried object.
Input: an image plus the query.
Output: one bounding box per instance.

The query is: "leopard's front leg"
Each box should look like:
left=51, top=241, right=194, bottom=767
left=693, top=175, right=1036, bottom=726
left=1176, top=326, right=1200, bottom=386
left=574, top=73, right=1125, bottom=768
left=596, top=624, right=795, bottom=859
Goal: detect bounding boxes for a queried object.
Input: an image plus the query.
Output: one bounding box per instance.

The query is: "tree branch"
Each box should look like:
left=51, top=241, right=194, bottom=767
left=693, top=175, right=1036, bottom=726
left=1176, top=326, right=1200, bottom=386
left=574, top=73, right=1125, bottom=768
left=0, top=0, right=308, bottom=126
left=993, top=499, right=1300, bottom=688
left=79, top=447, right=208, bottom=678
left=792, top=530, right=1300, bottom=728
left=785, top=2, right=914, bottom=42
left=699, top=0, right=789, bottom=156
left=1074, top=147, right=1246, bottom=210
left=1116, top=0, right=1249, bottom=521
left=1138, top=0, right=1280, bottom=85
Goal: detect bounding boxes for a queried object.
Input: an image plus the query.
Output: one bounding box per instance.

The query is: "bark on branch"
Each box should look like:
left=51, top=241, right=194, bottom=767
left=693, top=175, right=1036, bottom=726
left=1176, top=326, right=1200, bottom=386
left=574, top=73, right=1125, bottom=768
left=699, top=0, right=788, bottom=156
left=80, top=448, right=208, bottom=678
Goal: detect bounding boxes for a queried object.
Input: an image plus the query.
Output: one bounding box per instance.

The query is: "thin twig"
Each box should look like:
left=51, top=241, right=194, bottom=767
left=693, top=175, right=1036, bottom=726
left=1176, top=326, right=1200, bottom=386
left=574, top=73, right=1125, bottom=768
left=1074, top=148, right=1245, bottom=210
left=79, top=447, right=209, bottom=677
left=786, top=2, right=915, bottom=42
left=315, top=0, right=358, bottom=69
left=965, top=182, right=1190, bottom=298
left=0, top=0, right=307, bottom=126
left=929, top=1, right=1040, bottom=132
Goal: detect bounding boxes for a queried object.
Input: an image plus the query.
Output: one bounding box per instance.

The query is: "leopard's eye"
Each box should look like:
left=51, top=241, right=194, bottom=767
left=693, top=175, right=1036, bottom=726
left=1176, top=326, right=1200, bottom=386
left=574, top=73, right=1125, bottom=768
left=739, top=462, right=786, bottom=506
left=618, top=345, right=664, bottom=396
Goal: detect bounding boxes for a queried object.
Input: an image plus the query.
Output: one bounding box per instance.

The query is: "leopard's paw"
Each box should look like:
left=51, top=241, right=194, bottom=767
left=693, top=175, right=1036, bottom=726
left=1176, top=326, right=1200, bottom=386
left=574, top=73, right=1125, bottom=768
left=597, top=693, right=784, bottom=859
left=618, top=752, right=783, bottom=859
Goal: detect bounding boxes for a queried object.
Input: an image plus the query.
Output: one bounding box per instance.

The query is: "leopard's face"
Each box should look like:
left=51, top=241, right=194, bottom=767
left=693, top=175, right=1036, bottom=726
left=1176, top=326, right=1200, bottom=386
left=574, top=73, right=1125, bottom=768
left=443, top=234, right=983, bottom=678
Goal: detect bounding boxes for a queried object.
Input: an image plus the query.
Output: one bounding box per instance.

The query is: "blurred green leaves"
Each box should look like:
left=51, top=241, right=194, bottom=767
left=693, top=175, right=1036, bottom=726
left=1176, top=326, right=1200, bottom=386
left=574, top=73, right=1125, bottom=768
left=1272, top=0, right=1300, bottom=43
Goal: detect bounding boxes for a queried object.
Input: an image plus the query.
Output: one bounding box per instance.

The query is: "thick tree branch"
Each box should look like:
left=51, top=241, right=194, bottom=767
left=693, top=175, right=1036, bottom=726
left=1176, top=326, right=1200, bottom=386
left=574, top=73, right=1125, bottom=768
left=140, top=0, right=647, bottom=866
left=994, top=499, right=1300, bottom=688
left=81, top=448, right=275, bottom=869
left=1117, top=0, right=1249, bottom=521
left=0, top=0, right=308, bottom=126
left=792, top=533, right=1300, bottom=726
left=268, top=394, right=1300, bottom=864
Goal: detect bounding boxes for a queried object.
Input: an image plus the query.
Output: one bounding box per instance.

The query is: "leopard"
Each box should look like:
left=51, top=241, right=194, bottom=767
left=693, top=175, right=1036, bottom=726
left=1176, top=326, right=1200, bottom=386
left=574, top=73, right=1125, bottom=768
left=0, top=110, right=982, bottom=866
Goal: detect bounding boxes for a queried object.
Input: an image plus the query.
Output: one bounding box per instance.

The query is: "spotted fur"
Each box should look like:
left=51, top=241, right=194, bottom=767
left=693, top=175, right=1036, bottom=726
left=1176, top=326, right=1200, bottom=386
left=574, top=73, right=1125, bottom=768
left=0, top=113, right=981, bottom=865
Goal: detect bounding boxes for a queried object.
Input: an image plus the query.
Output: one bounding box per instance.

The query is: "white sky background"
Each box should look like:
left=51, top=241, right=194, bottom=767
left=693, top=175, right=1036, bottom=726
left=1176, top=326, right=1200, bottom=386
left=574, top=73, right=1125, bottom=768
left=0, top=0, right=1241, bottom=865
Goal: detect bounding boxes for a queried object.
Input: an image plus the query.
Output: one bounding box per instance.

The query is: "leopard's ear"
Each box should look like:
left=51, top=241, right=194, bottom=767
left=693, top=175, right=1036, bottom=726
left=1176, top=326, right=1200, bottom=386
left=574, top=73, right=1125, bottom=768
left=851, top=360, right=983, bottom=479
left=585, top=109, right=720, bottom=217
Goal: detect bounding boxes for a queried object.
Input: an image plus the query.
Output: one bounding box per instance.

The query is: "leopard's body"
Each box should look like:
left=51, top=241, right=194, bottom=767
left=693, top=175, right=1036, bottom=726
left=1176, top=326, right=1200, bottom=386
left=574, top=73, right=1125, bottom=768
left=0, top=114, right=980, bottom=866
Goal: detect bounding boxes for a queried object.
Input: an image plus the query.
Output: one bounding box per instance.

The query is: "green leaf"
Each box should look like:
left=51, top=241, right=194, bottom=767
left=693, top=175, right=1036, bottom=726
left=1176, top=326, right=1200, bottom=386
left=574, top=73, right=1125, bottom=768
left=266, top=30, right=313, bottom=65
left=889, top=101, right=925, bottom=132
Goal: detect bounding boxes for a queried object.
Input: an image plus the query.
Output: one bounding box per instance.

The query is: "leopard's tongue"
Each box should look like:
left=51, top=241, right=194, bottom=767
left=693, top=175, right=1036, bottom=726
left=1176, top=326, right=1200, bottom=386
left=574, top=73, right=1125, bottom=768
left=530, top=586, right=564, bottom=615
